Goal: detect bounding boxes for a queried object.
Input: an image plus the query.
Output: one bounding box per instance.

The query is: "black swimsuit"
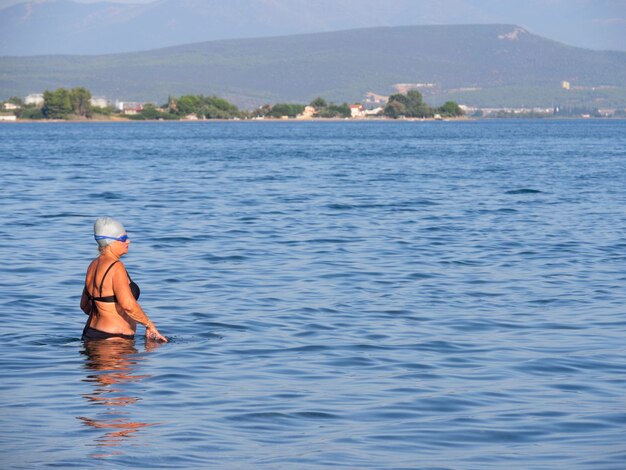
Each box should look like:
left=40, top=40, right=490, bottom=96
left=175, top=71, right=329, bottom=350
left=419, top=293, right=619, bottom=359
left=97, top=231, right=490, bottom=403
left=82, top=260, right=140, bottom=341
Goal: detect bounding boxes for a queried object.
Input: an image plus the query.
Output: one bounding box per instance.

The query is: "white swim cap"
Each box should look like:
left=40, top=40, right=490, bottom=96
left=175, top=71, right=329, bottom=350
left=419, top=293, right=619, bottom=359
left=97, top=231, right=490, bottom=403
left=94, top=217, right=126, bottom=247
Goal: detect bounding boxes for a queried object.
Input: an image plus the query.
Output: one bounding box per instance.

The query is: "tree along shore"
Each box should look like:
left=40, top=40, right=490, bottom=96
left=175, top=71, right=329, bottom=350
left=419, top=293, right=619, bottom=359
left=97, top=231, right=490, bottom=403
left=2, top=88, right=464, bottom=121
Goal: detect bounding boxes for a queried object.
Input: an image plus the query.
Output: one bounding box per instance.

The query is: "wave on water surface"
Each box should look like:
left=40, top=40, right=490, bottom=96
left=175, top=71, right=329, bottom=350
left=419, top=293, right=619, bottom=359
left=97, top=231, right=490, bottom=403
left=505, top=188, right=543, bottom=194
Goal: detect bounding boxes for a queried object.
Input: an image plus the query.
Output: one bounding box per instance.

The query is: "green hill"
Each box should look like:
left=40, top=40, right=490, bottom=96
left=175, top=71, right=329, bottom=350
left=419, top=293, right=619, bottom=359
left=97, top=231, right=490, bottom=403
left=2, top=25, right=626, bottom=108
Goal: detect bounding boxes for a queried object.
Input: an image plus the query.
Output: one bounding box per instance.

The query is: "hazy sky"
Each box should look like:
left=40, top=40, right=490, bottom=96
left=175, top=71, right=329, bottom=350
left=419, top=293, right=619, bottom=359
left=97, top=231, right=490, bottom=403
left=0, top=0, right=154, bottom=5
left=0, top=0, right=624, bottom=52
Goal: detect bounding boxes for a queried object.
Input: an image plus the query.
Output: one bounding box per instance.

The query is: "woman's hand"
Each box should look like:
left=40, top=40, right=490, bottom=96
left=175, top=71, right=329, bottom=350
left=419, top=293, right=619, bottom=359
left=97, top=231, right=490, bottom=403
left=146, top=324, right=168, bottom=342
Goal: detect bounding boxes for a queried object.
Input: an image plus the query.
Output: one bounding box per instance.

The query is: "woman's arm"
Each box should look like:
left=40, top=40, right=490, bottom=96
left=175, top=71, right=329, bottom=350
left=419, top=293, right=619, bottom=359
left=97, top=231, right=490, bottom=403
left=80, top=287, right=92, bottom=315
left=81, top=260, right=97, bottom=315
left=112, top=264, right=167, bottom=342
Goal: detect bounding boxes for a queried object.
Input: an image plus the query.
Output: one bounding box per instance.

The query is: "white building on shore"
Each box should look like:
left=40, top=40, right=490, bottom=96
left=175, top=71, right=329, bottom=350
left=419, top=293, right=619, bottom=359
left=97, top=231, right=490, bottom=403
left=364, top=107, right=383, bottom=116
left=90, top=97, right=109, bottom=108
left=349, top=104, right=366, bottom=118
left=115, top=100, right=144, bottom=115
left=296, top=105, right=316, bottom=119
left=25, top=93, right=44, bottom=106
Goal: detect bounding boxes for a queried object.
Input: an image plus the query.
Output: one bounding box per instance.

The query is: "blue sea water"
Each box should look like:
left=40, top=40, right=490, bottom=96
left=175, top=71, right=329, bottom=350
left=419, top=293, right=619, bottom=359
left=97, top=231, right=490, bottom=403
left=0, top=120, right=625, bottom=469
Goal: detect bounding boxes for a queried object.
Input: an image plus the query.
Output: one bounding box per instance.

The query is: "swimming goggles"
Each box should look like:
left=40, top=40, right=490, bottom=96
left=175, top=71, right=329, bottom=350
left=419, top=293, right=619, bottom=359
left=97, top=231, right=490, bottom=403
left=95, top=234, right=129, bottom=242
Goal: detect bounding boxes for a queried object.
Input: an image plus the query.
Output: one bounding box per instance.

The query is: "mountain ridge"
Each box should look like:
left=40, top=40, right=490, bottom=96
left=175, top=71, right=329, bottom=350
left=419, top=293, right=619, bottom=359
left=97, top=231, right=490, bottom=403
left=1, top=0, right=624, bottom=56
left=2, top=24, right=625, bottom=108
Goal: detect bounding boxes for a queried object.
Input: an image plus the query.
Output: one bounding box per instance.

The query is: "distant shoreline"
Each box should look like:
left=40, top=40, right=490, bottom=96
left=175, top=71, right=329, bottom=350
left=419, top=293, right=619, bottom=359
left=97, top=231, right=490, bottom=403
left=2, top=116, right=623, bottom=123
left=2, top=116, right=474, bottom=123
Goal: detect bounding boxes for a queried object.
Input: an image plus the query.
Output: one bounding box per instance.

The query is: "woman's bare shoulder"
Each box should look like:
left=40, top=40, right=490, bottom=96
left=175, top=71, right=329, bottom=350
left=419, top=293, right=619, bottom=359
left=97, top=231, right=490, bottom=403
left=110, top=259, right=128, bottom=276
left=85, top=258, right=98, bottom=275
left=86, top=256, right=124, bottom=275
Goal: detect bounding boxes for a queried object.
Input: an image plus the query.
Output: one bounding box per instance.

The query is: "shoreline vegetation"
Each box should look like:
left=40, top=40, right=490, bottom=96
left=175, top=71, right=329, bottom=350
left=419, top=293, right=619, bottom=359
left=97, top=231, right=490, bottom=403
left=2, top=111, right=621, bottom=123
left=2, top=87, right=622, bottom=123
left=1, top=87, right=463, bottom=122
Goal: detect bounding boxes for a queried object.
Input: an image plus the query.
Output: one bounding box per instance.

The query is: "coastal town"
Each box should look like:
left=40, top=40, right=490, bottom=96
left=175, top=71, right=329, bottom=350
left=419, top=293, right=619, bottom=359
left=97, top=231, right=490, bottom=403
left=1, top=85, right=621, bottom=122
left=0, top=88, right=464, bottom=121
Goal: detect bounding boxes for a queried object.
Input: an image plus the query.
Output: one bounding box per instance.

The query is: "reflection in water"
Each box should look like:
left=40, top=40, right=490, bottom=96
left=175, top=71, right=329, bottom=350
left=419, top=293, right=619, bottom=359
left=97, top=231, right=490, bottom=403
left=78, top=338, right=161, bottom=456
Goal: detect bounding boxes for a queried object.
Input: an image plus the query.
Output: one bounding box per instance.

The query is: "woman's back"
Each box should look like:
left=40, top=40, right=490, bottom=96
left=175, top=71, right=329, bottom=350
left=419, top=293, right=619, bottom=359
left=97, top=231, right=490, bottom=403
left=84, top=256, right=137, bottom=335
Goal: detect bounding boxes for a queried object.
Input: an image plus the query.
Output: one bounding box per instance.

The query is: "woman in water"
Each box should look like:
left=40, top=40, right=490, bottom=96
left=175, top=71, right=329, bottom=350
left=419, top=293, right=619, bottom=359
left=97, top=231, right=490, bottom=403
left=81, top=217, right=167, bottom=342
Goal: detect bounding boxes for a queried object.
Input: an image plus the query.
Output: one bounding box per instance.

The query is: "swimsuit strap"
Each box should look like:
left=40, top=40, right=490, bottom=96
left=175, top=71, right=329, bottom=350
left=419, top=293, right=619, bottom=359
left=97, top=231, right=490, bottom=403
left=98, top=260, right=120, bottom=297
